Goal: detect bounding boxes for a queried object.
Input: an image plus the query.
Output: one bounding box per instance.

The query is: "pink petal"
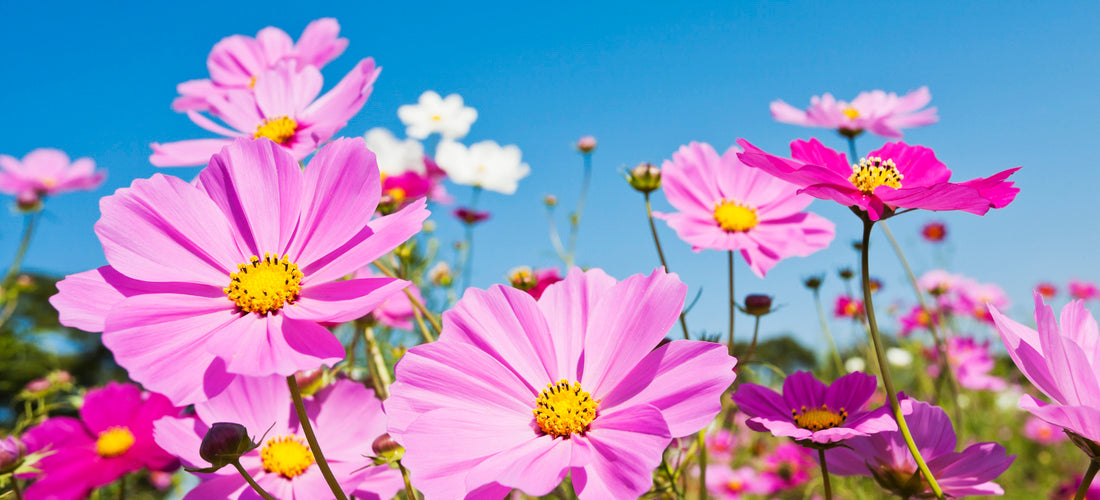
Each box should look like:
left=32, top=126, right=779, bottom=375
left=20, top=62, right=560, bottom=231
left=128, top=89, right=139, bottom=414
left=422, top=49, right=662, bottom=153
left=150, top=139, right=234, bottom=167
left=301, top=58, right=380, bottom=126
left=254, top=61, right=323, bottom=119
left=153, top=416, right=209, bottom=469
left=572, top=405, right=670, bottom=500
left=204, top=313, right=344, bottom=377
left=255, top=26, right=293, bottom=63
left=290, top=277, right=410, bottom=323
left=310, top=381, right=388, bottom=458
left=294, top=18, right=349, bottom=67
left=465, top=435, right=571, bottom=497
left=208, top=35, right=264, bottom=86
left=80, top=382, right=142, bottom=434
left=194, top=374, right=293, bottom=440
left=536, top=268, right=618, bottom=381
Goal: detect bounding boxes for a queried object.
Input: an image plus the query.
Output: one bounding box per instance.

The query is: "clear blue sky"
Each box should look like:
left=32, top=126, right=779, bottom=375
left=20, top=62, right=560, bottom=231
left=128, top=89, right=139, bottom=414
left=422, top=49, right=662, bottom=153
left=2, top=1, right=1098, bottom=350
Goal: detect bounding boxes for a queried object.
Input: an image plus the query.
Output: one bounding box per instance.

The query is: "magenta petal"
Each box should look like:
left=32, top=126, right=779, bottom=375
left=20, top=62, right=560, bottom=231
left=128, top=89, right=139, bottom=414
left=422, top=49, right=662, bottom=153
left=96, top=173, right=241, bottom=286
left=990, top=299, right=1065, bottom=403
left=732, top=382, right=790, bottom=422
left=310, top=381, right=387, bottom=457
left=536, top=267, right=618, bottom=381
left=581, top=268, right=687, bottom=397
left=150, top=139, right=235, bottom=167
left=80, top=382, right=143, bottom=434
left=196, top=137, right=304, bottom=256
left=781, top=371, right=828, bottom=409
left=573, top=405, right=670, bottom=500
left=789, top=138, right=852, bottom=178
left=600, top=340, right=736, bottom=437
left=294, top=18, right=348, bottom=67
left=183, top=473, right=251, bottom=499
left=290, top=277, right=410, bottom=323
left=958, top=167, right=1021, bottom=209
left=1020, top=396, right=1100, bottom=443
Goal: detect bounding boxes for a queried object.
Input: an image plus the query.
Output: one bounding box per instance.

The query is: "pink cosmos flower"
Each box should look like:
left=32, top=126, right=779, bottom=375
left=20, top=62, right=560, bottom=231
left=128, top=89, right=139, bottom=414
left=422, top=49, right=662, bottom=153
left=154, top=376, right=403, bottom=500
left=957, top=280, right=1009, bottom=324
left=921, top=221, right=947, bottom=242
left=152, top=59, right=380, bottom=167
left=380, top=157, right=450, bottom=208
left=1053, top=475, right=1100, bottom=500
left=528, top=268, right=564, bottom=300
left=770, top=87, right=938, bottom=139
left=21, top=382, right=179, bottom=500
left=762, top=442, right=815, bottom=492
left=990, top=293, right=1100, bottom=447
left=737, top=139, right=1021, bottom=221
left=705, top=429, right=737, bottom=463
left=0, top=149, right=105, bottom=207
left=1023, top=416, right=1068, bottom=445
left=833, top=295, right=864, bottom=320
left=50, top=138, right=428, bottom=405
left=655, top=141, right=835, bottom=277
left=825, top=396, right=1013, bottom=498
left=898, top=305, right=938, bottom=337
left=704, top=465, right=776, bottom=499
left=173, top=18, right=349, bottom=112
left=1036, top=282, right=1058, bottom=300
left=385, top=267, right=737, bottom=499
left=1069, top=280, right=1099, bottom=301
left=926, top=336, right=1007, bottom=391
left=732, top=371, right=896, bottom=446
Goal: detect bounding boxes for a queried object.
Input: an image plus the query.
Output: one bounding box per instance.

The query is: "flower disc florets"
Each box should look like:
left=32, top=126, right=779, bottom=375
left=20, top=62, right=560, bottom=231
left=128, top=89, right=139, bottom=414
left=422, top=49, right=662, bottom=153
left=533, top=379, right=599, bottom=438
left=224, top=253, right=303, bottom=314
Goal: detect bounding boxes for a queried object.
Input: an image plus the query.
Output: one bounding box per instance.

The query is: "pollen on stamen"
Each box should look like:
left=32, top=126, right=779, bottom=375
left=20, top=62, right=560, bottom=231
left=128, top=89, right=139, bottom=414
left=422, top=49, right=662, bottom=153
left=533, top=379, right=599, bottom=438
left=791, top=404, right=848, bottom=431
left=849, top=156, right=903, bottom=194
left=713, top=199, right=759, bottom=232
left=254, top=116, right=298, bottom=145
left=224, top=253, right=303, bottom=314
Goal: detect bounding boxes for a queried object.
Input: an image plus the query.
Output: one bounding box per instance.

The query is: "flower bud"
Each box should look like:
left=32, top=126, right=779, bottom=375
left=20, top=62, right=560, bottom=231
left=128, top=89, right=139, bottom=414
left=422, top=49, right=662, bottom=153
left=576, top=135, right=597, bottom=154
left=838, top=268, right=855, bottom=281
left=507, top=266, right=537, bottom=291
left=370, top=433, right=405, bottom=465
left=868, top=278, right=883, bottom=293
left=626, top=163, right=661, bottom=193
left=453, top=207, right=490, bottom=225
left=428, top=262, right=453, bottom=287
left=742, top=294, right=773, bottom=317
left=198, top=422, right=255, bottom=469
left=543, top=194, right=558, bottom=207
left=0, top=436, right=27, bottom=474
left=803, top=275, right=824, bottom=291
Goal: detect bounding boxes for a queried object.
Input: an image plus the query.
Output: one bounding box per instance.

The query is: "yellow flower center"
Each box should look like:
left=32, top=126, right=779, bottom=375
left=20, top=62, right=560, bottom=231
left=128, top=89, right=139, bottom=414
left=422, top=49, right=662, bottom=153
left=917, top=310, right=931, bottom=326
left=843, top=107, right=860, bottom=120
left=726, top=479, right=745, bottom=492
left=849, top=156, right=903, bottom=194
left=713, top=199, right=758, bottom=232
left=254, top=116, right=298, bottom=145
left=791, top=404, right=848, bottom=432
left=430, top=114, right=442, bottom=122
left=387, top=187, right=407, bottom=203
left=224, top=253, right=304, bottom=314
left=260, top=435, right=314, bottom=479
left=95, top=426, right=135, bottom=458
left=533, top=379, right=599, bottom=438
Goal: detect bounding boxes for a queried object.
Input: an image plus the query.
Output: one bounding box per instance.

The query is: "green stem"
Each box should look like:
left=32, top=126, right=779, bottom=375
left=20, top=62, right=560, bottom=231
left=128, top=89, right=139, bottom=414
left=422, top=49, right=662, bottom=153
left=460, top=187, right=482, bottom=291
left=11, top=475, right=24, bottom=500
left=399, top=461, right=418, bottom=500
left=546, top=204, right=569, bottom=265
left=232, top=461, right=277, bottom=500
left=2, top=212, right=38, bottom=289
left=860, top=219, right=944, bottom=500
left=818, top=448, right=833, bottom=500
left=696, top=430, right=707, bottom=500
left=741, top=315, right=762, bottom=366
left=363, top=325, right=391, bottom=399
left=566, top=154, right=593, bottom=267
left=813, top=288, right=845, bottom=374
left=287, top=376, right=348, bottom=500
left=1076, top=461, right=1100, bottom=500
left=846, top=136, right=860, bottom=164
left=117, top=475, right=125, bottom=500
left=372, top=260, right=438, bottom=341
left=727, top=251, right=736, bottom=357
left=643, top=192, right=690, bottom=339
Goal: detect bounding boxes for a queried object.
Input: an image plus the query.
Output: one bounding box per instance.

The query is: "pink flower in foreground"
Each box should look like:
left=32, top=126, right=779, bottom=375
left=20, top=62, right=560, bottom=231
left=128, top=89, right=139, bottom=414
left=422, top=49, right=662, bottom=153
left=154, top=376, right=403, bottom=500
left=1069, top=280, right=1099, bottom=301
left=655, top=141, right=835, bottom=277
left=733, top=371, right=896, bottom=446
left=1024, top=416, right=1069, bottom=445
left=825, top=396, right=1013, bottom=498
left=991, top=293, right=1100, bottom=448
left=51, top=138, right=428, bottom=405
left=21, top=382, right=178, bottom=500
left=705, top=465, right=776, bottom=499
left=0, top=149, right=105, bottom=207
left=152, top=59, right=380, bottom=167
left=770, top=87, right=938, bottom=139
left=385, top=267, right=737, bottom=499
left=737, top=139, right=1021, bottom=221
left=927, top=336, right=1007, bottom=391
left=173, top=18, right=349, bottom=112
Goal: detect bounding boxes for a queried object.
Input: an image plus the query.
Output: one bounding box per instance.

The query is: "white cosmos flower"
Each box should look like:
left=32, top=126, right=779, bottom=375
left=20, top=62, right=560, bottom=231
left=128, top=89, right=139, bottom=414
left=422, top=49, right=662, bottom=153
left=397, top=91, right=478, bottom=140
left=364, top=127, right=427, bottom=175
left=844, top=357, right=866, bottom=373
left=886, top=347, right=913, bottom=367
left=435, top=140, right=530, bottom=195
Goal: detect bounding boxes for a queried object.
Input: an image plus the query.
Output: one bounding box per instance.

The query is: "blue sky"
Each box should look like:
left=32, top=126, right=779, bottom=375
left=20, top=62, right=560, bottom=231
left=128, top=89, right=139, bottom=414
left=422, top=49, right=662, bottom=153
left=2, top=1, right=1097, bottom=351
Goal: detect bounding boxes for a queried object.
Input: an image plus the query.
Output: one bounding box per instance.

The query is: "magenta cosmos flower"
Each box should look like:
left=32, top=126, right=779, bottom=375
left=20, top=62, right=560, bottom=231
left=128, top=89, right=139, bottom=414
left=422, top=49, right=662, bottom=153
left=655, top=141, right=835, bottom=277
left=0, top=148, right=105, bottom=207
left=385, top=267, right=737, bottom=499
left=733, top=371, right=895, bottom=446
left=990, top=293, right=1100, bottom=447
left=21, top=382, right=178, bottom=500
left=173, top=18, right=348, bottom=112
left=152, top=58, right=379, bottom=167
left=825, top=396, right=1013, bottom=498
left=154, top=375, right=403, bottom=500
left=1069, top=279, right=1099, bottom=301
left=51, top=137, right=428, bottom=405
left=770, top=87, right=938, bottom=139
left=737, top=139, right=1021, bottom=222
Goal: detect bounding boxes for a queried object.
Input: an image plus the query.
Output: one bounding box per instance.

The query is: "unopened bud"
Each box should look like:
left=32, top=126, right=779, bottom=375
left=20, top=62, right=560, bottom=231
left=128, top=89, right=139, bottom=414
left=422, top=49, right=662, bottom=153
left=743, top=294, right=773, bottom=317
left=370, top=433, right=405, bottom=465
left=852, top=240, right=864, bottom=252
left=543, top=194, right=558, bottom=207
left=0, top=436, right=27, bottom=473
left=626, top=163, right=661, bottom=193
left=428, top=262, right=453, bottom=287
left=803, top=275, right=824, bottom=291
left=508, top=267, right=537, bottom=291
left=838, top=268, right=855, bottom=281
left=868, top=278, right=883, bottom=293
left=576, top=135, right=597, bottom=154
left=198, top=422, right=255, bottom=470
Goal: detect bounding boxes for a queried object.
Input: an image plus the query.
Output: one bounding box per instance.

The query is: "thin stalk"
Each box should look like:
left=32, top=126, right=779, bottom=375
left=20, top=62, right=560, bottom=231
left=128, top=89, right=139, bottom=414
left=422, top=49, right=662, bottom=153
left=846, top=136, right=860, bottom=164
left=860, top=219, right=944, bottom=499
left=1076, top=461, right=1100, bottom=500
left=12, top=476, right=24, bottom=500
left=399, top=461, right=417, bottom=500
left=643, top=192, right=690, bottom=339
left=459, top=187, right=482, bottom=291
left=372, top=260, right=439, bottom=341
left=727, top=251, right=735, bottom=357
left=2, top=212, right=38, bottom=289
left=117, top=475, right=125, bottom=500
left=232, top=461, right=277, bottom=500
left=363, top=325, right=391, bottom=399
left=546, top=205, right=568, bottom=264
left=345, top=327, right=361, bottom=375
left=287, top=376, right=348, bottom=500
left=813, top=288, right=845, bottom=374
left=742, top=315, right=762, bottom=366
left=565, top=153, right=594, bottom=267
left=696, top=430, right=708, bottom=500
left=818, top=449, right=833, bottom=500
